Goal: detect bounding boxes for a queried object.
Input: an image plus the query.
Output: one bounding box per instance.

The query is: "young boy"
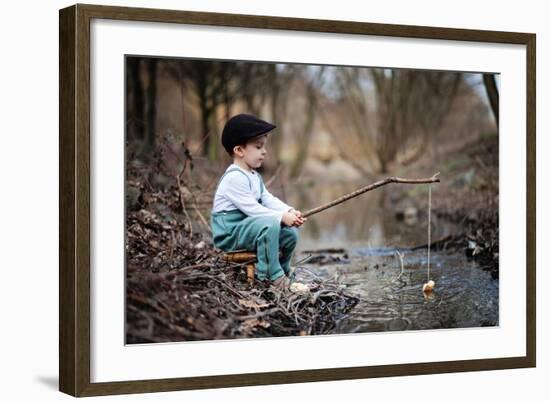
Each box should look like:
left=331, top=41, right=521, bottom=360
left=210, top=114, right=306, bottom=289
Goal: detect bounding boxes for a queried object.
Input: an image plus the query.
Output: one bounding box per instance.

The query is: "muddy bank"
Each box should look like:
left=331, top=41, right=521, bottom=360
left=125, top=170, right=358, bottom=343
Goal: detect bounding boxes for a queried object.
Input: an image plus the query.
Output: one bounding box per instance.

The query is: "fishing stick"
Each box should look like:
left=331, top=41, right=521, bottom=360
left=302, top=174, right=441, bottom=218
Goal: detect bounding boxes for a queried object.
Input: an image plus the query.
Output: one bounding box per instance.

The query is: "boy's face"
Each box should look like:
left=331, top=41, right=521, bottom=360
left=234, top=135, right=268, bottom=169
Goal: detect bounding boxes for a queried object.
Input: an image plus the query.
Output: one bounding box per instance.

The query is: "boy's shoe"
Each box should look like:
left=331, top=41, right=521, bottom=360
left=272, top=275, right=291, bottom=290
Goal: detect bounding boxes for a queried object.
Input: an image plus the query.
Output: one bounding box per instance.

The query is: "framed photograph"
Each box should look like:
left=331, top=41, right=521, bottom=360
left=59, top=3, right=536, bottom=397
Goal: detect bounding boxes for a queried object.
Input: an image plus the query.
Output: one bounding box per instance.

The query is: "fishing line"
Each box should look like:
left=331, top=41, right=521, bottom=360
left=427, top=183, right=432, bottom=282
left=423, top=172, right=439, bottom=294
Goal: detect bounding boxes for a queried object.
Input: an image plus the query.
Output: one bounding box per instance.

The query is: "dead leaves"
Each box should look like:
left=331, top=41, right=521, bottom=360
left=240, top=318, right=271, bottom=334
left=125, top=158, right=358, bottom=343
left=238, top=298, right=272, bottom=310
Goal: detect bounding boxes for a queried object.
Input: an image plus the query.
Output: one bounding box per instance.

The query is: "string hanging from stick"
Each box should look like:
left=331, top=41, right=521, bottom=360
left=423, top=172, right=439, bottom=294
left=427, top=183, right=432, bottom=282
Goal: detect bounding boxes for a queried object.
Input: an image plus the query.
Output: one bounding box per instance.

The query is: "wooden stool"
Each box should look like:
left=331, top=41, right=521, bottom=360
left=222, top=250, right=283, bottom=283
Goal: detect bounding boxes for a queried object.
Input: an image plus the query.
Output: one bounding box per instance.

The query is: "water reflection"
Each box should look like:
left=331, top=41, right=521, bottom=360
left=294, top=248, right=499, bottom=332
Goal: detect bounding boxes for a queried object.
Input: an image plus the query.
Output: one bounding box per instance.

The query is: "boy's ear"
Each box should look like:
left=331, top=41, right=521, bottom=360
left=233, top=145, right=244, bottom=156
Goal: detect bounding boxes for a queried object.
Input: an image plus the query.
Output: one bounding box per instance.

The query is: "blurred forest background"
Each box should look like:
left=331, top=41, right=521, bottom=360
left=125, top=56, right=498, bottom=247
left=125, top=56, right=500, bottom=342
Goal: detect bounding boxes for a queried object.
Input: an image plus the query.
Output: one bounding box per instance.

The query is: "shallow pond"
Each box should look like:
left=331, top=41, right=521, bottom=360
left=288, top=181, right=499, bottom=332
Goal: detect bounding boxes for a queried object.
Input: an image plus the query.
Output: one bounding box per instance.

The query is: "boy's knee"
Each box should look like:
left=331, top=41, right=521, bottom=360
left=256, top=216, right=281, bottom=231
left=249, top=216, right=281, bottom=241
left=284, top=226, right=299, bottom=244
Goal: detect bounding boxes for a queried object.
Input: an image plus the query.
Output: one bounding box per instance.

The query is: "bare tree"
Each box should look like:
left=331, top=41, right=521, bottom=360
left=327, top=67, right=462, bottom=173
left=144, top=58, right=158, bottom=154
left=267, top=64, right=299, bottom=160
left=288, top=66, right=326, bottom=179
left=400, top=71, right=462, bottom=165
left=162, top=60, right=237, bottom=159
left=126, top=57, right=145, bottom=143
left=164, top=60, right=279, bottom=160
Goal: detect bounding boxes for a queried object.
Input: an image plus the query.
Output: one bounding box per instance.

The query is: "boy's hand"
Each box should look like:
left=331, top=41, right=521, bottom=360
left=282, top=212, right=298, bottom=227
left=288, top=209, right=307, bottom=227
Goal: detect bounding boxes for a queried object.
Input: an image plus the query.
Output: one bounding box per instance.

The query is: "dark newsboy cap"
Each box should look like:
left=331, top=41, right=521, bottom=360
left=221, top=114, right=276, bottom=154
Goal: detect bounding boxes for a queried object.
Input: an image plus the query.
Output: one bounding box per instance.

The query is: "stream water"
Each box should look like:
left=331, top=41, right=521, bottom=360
left=288, top=181, right=499, bottom=332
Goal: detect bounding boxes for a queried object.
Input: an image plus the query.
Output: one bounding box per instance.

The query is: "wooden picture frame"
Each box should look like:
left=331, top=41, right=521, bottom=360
left=59, top=3, right=536, bottom=397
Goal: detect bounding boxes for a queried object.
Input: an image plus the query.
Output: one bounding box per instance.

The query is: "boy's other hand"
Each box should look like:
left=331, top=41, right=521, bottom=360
left=284, top=210, right=306, bottom=227
left=289, top=209, right=306, bottom=227
left=293, top=215, right=306, bottom=227
left=282, top=212, right=298, bottom=227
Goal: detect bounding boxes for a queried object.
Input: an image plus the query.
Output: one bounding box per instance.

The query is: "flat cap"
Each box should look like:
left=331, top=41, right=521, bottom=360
left=221, top=114, right=276, bottom=154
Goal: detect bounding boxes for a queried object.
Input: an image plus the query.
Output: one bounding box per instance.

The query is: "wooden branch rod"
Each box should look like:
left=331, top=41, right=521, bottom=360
left=302, top=175, right=441, bottom=218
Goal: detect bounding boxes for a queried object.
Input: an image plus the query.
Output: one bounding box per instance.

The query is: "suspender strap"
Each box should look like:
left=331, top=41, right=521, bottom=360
left=215, top=167, right=252, bottom=192
left=258, top=172, right=265, bottom=197
left=215, top=167, right=264, bottom=202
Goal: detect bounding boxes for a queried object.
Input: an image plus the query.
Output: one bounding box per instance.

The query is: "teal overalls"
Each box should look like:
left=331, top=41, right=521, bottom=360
left=210, top=168, right=299, bottom=281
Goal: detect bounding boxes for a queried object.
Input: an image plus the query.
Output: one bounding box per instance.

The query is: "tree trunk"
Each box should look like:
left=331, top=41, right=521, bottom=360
left=288, top=68, right=324, bottom=179
left=144, top=58, right=158, bottom=154
left=127, top=58, right=144, bottom=141
left=483, top=74, right=499, bottom=127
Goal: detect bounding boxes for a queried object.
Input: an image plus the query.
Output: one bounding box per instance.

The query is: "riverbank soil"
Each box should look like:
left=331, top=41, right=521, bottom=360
left=125, top=165, right=358, bottom=343
left=389, top=132, right=499, bottom=279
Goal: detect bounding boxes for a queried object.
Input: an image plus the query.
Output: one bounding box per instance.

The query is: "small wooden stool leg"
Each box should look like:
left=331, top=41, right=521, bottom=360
left=246, top=263, right=255, bottom=283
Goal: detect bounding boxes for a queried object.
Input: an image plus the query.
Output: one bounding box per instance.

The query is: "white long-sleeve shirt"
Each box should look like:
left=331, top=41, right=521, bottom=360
left=212, top=163, right=292, bottom=224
